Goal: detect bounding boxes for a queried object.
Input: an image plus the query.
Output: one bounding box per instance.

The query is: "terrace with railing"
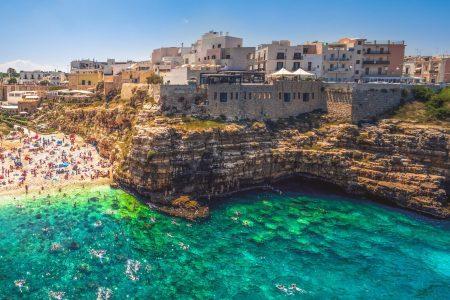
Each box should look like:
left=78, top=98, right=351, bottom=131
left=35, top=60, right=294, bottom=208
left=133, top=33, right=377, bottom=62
left=364, top=40, right=405, bottom=45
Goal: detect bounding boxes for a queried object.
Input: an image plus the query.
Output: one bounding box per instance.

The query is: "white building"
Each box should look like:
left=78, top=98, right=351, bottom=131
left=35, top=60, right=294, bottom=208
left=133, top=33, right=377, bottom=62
left=6, top=91, right=38, bottom=105
left=19, top=71, right=48, bottom=84
left=251, top=41, right=322, bottom=75
left=181, top=31, right=254, bottom=70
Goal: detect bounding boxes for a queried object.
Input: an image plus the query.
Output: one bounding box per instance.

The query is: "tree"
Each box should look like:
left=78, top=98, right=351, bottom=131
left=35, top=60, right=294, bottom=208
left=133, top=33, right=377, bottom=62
left=39, top=80, right=50, bottom=85
left=146, top=73, right=163, bottom=84
left=7, top=77, right=17, bottom=84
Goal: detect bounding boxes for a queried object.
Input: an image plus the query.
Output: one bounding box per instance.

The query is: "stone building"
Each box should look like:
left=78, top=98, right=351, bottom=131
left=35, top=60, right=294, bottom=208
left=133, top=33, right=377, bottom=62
left=68, top=70, right=103, bottom=91
left=205, top=79, right=326, bottom=120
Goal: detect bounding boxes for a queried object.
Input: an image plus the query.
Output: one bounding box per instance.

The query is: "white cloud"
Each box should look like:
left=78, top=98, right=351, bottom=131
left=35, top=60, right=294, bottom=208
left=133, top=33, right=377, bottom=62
left=0, top=59, right=56, bottom=72
left=182, top=18, right=189, bottom=24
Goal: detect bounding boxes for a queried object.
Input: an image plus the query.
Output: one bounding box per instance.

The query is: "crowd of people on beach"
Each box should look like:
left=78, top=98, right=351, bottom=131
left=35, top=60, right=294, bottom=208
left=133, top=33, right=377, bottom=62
left=0, top=129, right=111, bottom=195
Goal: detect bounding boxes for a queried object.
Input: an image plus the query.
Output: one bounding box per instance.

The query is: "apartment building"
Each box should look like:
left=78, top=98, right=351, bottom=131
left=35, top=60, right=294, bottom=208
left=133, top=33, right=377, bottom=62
left=19, top=71, right=66, bottom=85
left=322, top=38, right=406, bottom=82
left=362, top=40, right=405, bottom=80
left=70, top=59, right=110, bottom=71
left=182, top=31, right=254, bottom=70
left=251, top=40, right=322, bottom=76
left=403, top=55, right=450, bottom=83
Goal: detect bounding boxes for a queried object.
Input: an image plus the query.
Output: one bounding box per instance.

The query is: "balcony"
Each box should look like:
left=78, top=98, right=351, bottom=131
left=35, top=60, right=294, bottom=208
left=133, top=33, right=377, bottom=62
left=365, top=51, right=390, bottom=55
left=328, top=57, right=351, bottom=61
left=327, top=68, right=351, bottom=72
left=363, top=60, right=390, bottom=65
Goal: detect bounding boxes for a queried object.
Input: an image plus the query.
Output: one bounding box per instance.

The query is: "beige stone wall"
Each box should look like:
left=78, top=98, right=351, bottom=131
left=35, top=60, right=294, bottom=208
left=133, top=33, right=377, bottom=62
left=120, top=83, right=149, bottom=100
left=325, top=83, right=413, bottom=122
left=206, top=81, right=326, bottom=120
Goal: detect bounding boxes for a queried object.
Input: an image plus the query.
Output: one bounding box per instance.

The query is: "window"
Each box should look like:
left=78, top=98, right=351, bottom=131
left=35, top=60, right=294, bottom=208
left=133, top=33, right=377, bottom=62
left=212, top=45, right=215, bottom=49
left=380, top=47, right=384, bottom=53
left=248, top=92, right=252, bottom=99
left=230, top=92, right=233, bottom=100
left=378, top=67, right=382, bottom=75
left=276, top=62, right=284, bottom=70
left=357, top=50, right=361, bottom=54
left=312, top=93, right=315, bottom=100
left=365, top=68, right=369, bottom=75
left=225, top=55, right=231, bottom=59
left=303, top=93, right=310, bottom=102
left=283, top=93, right=291, bottom=102
left=212, top=55, right=216, bottom=59
left=293, top=53, right=302, bottom=59
left=81, top=80, right=86, bottom=85
left=303, top=48, right=309, bottom=54
left=293, top=62, right=300, bottom=70
left=356, top=60, right=360, bottom=64
left=355, top=70, right=359, bottom=75
left=298, top=92, right=301, bottom=99
left=88, top=81, right=91, bottom=85
left=357, top=41, right=362, bottom=45
left=367, top=48, right=371, bottom=54
left=214, top=92, right=217, bottom=100
left=218, top=44, right=222, bottom=48
left=220, top=92, right=228, bottom=102
left=236, top=92, right=238, bottom=100
left=307, top=62, right=312, bottom=71
left=243, top=92, right=246, bottom=100
left=276, top=52, right=285, bottom=59
left=278, top=92, right=282, bottom=100
left=293, top=93, right=296, bottom=100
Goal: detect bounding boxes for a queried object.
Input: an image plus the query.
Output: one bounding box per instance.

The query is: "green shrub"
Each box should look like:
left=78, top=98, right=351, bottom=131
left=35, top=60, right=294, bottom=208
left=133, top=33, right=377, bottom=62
left=147, top=149, right=157, bottom=160
left=412, top=86, right=434, bottom=101
left=425, top=87, right=450, bottom=120
left=401, top=89, right=409, bottom=98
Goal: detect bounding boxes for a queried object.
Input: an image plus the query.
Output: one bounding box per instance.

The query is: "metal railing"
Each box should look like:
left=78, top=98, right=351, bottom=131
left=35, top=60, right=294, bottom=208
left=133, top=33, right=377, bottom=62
left=365, top=51, right=391, bottom=54
left=363, top=60, right=390, bottom=65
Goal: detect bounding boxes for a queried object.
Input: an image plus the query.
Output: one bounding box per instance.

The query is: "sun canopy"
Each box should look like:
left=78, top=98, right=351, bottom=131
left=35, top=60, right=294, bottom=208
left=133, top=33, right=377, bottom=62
left=292, top=68, right=315, bottom=77
left=269, top=68, right=294, bottom=77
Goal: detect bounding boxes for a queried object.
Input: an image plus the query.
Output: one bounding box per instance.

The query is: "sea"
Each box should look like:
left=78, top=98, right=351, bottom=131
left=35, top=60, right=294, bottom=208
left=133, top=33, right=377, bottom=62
left=0, top=182, right=449, bottom=299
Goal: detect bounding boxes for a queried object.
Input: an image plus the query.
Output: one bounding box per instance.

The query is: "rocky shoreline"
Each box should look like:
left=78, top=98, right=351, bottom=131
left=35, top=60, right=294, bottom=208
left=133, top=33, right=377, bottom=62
left=40, top=101, right=450, bottom=219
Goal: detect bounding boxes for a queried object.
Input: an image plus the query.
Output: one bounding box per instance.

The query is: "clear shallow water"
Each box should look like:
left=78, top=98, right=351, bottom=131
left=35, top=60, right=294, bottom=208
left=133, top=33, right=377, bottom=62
left=0, top=185, right=449, bottom=299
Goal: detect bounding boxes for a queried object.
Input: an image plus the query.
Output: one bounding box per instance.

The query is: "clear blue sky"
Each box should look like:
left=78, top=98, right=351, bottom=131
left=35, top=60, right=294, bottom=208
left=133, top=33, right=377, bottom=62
left=1, top=0, right=449, bottom=71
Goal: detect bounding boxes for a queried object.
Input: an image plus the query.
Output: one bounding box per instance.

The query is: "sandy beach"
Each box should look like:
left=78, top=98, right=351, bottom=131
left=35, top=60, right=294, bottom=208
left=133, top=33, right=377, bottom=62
left=0, top=128, right=112, bottom=198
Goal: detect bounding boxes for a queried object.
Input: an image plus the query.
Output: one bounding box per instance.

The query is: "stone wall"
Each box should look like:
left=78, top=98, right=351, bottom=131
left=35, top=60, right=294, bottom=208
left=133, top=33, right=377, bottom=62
left=325, top=83, right=414, bottom=123
left=120, top=83, right=149, bottom=100
left=206, top=81, right=326, bottom=120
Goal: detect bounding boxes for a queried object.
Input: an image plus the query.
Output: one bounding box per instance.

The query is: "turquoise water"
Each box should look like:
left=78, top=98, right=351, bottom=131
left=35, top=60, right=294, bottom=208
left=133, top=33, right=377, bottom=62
left=0, top=184, right=449, bottom=299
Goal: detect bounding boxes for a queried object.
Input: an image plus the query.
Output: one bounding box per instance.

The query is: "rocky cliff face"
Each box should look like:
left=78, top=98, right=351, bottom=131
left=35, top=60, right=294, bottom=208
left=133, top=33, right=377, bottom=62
left=115, top=111, right=450, bottom=219
left=36, top=100, right=449, bottom=218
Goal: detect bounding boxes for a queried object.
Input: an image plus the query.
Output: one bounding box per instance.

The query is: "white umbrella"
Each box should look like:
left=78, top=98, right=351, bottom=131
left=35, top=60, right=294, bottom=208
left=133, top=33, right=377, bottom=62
left=292, top=68, right=315, bottom=77
left=269, top=68, right=294, bottom=77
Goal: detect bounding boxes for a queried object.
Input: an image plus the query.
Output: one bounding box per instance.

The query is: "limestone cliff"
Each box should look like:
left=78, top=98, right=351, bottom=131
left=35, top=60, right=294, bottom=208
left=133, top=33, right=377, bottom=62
left=36, top=100, right=449, bottom=219
left=115, top=112, right=449, bottom=219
